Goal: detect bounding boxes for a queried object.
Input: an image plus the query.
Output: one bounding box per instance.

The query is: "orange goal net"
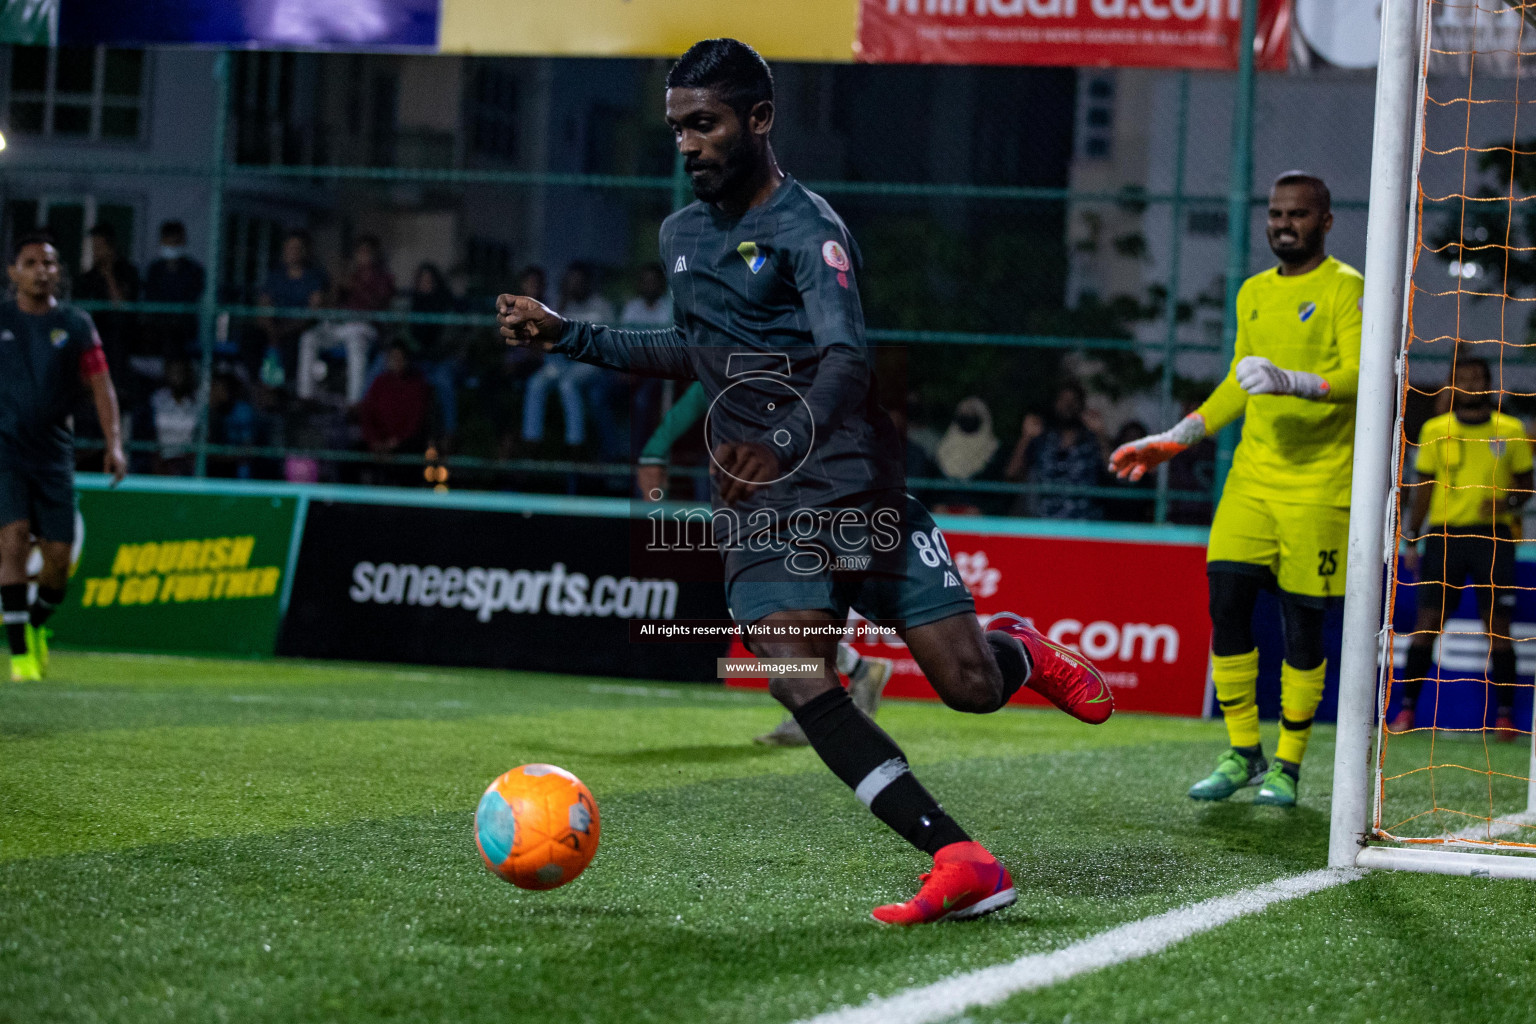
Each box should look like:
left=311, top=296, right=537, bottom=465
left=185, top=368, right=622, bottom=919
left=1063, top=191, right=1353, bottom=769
left=1378, top=0, right=1536, bottom=852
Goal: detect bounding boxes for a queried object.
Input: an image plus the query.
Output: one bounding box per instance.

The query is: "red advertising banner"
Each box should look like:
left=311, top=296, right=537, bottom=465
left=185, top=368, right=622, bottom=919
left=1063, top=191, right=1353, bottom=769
left=728, top=528, right=1212, bottom=717
left=856, top=0, right=1291, bottom=70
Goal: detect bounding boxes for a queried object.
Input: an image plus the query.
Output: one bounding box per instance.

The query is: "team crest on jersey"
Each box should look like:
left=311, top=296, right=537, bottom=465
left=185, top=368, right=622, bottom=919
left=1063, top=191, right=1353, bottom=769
left=821, top=240, right=850, bottom=272
left=49, top=328, right=68, bottom=347
left=737, top=241, right=767, bottom=274
left=1298, top=302, right=1317, bottom=322
left=1489, top=438, right=1507, bottom=459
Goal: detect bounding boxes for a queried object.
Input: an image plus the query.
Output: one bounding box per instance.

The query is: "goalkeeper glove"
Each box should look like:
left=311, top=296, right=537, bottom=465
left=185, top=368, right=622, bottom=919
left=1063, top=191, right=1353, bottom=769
left=1108, top=413, right=1207, bottom=482
left=1235, top=355, right=1331, bottom=399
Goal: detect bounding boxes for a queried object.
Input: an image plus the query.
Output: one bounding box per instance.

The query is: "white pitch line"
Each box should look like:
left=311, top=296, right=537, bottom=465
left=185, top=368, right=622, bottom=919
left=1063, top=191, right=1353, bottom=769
left=795, top=868, right=1364, bottom=1024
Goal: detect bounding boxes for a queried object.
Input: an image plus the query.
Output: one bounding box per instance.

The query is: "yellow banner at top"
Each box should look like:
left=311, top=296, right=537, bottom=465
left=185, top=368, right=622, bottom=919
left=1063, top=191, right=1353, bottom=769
left=438, top=0, right=858, bottom=61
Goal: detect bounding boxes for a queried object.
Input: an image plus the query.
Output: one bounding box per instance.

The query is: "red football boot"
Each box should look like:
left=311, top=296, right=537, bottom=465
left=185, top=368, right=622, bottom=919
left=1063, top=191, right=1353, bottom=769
left=985, top=612, right=1113, bottom=725
left=871, top=841, right=1015, bottom=925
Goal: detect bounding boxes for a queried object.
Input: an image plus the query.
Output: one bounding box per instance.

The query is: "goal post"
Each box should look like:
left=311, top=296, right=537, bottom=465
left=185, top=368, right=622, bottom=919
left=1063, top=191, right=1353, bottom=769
left=1331, top=0, right=1536, bottom=879
left=1328, top=0, right=1426, bottom=872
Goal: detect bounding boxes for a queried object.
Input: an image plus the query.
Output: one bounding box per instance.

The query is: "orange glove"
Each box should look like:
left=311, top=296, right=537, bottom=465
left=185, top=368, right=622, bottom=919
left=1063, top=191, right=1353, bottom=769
left=1108, top=413, right=1207, bottom=482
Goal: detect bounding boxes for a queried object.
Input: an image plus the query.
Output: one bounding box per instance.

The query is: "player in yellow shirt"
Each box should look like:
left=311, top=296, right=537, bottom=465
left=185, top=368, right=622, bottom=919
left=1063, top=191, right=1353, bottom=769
left=1394, top=358, right=1532, bottom=739
left=1110, top=172, right=1363, bottom=807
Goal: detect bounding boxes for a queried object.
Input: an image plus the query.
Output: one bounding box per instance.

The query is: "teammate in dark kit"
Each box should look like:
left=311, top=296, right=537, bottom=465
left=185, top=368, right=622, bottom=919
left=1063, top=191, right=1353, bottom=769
left=1, top=233, right=126, bottom=682
left=498, top=39, right=1111, bottom=924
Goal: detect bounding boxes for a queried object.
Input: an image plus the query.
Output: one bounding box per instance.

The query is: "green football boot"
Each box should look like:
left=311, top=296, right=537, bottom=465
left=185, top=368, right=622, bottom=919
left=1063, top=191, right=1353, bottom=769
left=26, top=623, right=50, bottom=676
left=10, top=652, right=41, bottom=683
left=1253, top=762, right=1298, bottom=807
left=1188, top=748, right=1268, bottom=801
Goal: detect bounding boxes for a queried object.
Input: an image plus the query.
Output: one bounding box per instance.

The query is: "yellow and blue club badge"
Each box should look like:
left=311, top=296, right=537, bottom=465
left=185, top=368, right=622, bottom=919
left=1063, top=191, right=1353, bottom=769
left=1298, top=301, right=1317, bottom=323
left=49, top=328, right=69, bottom=347
left=737, top=241, right=767, bottom=274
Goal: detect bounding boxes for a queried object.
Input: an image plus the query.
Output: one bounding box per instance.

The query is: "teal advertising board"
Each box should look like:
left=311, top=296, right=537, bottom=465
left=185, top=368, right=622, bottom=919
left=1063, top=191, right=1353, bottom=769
left=47, top=485, right=300, bottom=657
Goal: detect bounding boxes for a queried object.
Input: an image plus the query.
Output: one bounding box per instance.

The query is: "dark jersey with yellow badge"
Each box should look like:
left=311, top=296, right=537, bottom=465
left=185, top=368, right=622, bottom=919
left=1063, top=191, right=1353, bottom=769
left=553, top=176, right=904, bottom=516
left=0, top=299, right=105, bottom=471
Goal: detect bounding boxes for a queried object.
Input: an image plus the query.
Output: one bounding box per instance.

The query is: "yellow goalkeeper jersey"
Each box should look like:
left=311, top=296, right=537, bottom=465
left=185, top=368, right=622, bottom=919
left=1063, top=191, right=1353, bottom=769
left=1197, top=255, right=1364, bottom=508
left=1415, top=411, right=1533, bottom=528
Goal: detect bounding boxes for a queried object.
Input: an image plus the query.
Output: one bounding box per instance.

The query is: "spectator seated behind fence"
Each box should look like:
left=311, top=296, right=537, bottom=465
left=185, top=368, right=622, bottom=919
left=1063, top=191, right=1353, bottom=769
left=621, top=262, right=673, bottom=456
left=358, top=342, right=432, bottom=472
left=143, top=220, right=206, bottom=361
left=298, top=235, right=395, bottom=405
left=929, top=396, right=1008, bottom=516
left=1008, top=381, right=1106, bottom=520
left=208, top=372, right=260, bottom=479
left=74, top=223, right=143, bottom=389
left=405, top=262, right=465, bottom=445
left=521, top=262, right=617, bottom=452
left=149, top=357, right=200, bottom=476
left=258, top=229, right=328, bottom=390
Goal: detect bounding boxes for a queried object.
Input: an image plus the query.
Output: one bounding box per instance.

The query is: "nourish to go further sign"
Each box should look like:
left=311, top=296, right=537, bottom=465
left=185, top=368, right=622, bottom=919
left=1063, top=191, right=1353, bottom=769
left=856, top=0, right=1291, bottom=69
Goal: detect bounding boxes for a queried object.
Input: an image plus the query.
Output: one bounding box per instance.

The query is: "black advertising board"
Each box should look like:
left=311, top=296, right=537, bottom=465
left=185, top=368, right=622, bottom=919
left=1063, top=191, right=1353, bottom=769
left=279, top=501, right=729, bottom=680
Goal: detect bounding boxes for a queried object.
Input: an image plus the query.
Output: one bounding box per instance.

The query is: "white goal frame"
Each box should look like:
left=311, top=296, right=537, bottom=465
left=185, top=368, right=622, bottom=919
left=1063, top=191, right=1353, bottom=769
left=1329, top=0, right=1536, bottom=879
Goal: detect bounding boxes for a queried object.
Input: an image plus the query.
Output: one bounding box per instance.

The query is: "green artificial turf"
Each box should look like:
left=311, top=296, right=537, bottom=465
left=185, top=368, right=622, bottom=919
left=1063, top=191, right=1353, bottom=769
left=2, top=653, right=1533, bottom=1024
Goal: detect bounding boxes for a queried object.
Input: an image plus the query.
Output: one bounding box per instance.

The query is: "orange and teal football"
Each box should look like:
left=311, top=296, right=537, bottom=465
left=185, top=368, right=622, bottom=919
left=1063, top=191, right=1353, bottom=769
left=474, top=764, right=600, bottom=890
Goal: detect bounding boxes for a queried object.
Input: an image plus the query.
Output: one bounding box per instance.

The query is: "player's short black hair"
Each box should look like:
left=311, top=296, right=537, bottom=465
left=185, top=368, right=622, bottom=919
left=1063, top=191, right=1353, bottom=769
left=160, top=219, right=187, bottom=239
left=666, top=38, right=774, bottom=121
left=1453, top=356, right=1492, bottom=382
left=88, top=222, right=118, bottom=244
left=1272, top=171, right=1331, bottom=213
left=11, top=231, right=57, bottom=262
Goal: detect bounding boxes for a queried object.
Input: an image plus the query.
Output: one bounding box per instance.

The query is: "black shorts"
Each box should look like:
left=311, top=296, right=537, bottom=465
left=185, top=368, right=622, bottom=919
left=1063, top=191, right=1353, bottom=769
left=1419, top=526, right=1517, bottom=615
left=0, top=459, right=77, bottom=543
left=723, top=490, right=975, bottom=630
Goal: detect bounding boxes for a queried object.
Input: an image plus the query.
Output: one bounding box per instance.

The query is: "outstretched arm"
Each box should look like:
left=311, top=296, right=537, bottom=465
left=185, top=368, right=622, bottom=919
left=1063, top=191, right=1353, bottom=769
left=1109, top=302, right=1259, bottom=482
left=496, top=293, right=694, bottom=379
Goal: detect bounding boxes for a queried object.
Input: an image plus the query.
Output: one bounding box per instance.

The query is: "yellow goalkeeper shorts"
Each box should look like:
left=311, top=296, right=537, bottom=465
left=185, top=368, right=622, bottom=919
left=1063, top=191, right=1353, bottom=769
left=1207, top=489, right=1350, bottom=603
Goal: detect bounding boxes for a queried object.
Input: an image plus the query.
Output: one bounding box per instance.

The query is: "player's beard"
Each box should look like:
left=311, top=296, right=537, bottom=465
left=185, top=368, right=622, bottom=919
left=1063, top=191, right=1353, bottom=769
left=686, top=129, right=755, bottom=204
left=1268, top=223, right=1324, bottom=267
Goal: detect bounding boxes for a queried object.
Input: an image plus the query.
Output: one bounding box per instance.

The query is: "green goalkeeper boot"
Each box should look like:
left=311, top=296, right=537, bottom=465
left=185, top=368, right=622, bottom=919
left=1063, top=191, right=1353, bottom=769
left=1188, top=748, right=1268, bottom=801
left=1252, top=762, right=1298, bottom=807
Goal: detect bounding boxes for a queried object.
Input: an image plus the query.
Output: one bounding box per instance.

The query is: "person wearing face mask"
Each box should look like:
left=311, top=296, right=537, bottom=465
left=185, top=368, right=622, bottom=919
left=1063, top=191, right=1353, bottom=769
left=143, top=221, right=207, bottom=363
left=1108, top=172, right=1362, bottom=809
left=931, top=396, right=1007, bottom=515
left=1394, top=358, right=1533, bottom=739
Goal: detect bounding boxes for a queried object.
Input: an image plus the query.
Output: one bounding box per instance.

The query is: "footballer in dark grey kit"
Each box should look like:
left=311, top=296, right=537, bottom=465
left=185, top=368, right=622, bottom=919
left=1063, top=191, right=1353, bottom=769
left=497, top=38, right=1112, bottom=924
left=0, top=233, right=126, bottom=682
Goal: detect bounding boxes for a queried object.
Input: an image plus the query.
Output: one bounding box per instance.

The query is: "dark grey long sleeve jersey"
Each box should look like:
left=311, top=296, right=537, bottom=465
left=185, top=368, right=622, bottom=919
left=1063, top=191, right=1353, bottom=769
left=554, top=177, right=904, bottom=514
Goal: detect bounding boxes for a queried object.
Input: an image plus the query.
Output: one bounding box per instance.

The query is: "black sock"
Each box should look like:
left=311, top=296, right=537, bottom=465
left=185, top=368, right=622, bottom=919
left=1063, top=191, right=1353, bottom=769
left=793, top=687, right=971, bottom=855
left=1492, top=647, right=1518, bottom=719
left=986, top=631, right=1033, bottom=704
left=1234, top=743, right=1265, bottom=770
left=2, top=584, right=28, bottom=656
left=1400, top=644, right=1434, bottom=711
left=30, top=585, right=64, bottom=628
left=1278, top=759, right=1300, bottom=782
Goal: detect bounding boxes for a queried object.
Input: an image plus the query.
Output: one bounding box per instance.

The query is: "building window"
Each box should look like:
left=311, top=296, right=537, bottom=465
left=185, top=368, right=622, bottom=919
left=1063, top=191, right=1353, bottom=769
left=469, top=60, right=519, bottom=161
left=1077, top=73, right=1114, bottom=162
left=1187, top=209, right=1229, bottom=237
left=7, top=46, right=145, bottom=141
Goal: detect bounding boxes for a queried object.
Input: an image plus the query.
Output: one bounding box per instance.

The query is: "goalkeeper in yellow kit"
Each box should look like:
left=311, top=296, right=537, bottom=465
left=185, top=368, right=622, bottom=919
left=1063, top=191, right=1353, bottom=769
left=1110, top=173, right=1363, bottom=807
